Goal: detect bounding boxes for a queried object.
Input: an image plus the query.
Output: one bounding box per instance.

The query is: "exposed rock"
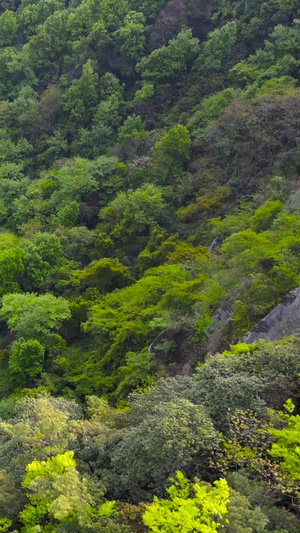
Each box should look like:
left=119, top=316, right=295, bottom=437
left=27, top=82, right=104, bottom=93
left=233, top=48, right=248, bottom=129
left=287, top=188, right=300, bottom=213
left=148, top=328, right=191, bottom=376
left=243, top=276, right=252, bottom=289
left=205, top=301, right=233, bottom=355
left=209, top=237, right=222, bottom=252
left=244, top=286, right=300, bottom=343
left=148, top=0, right=188, bottom=52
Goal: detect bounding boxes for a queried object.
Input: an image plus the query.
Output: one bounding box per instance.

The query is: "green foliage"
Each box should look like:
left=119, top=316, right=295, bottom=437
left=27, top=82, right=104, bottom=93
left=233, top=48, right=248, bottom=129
left=176, top=187, right=230, bottom=222
left=150, top=125, right=191, bottom=185
left=191, top=341, right=300, bottom=432
left=0, top=518, right=11, bottom=532
left=20, top=451, right=95, bottom=530
left=99, top=183, right=169, bottom=249
left=114, top=11, right=145, bottom=64
left=105, top=398, right=220, bottom=501
left=143, top=472, right=230, bottom=533
left=21, top=233, right=63, bottom=291
left=54, top=200, right=80, bottom=228
left=56, top=225, right=96, bottom=264
left=224, top=488, right=268, bottom=533
left=128, top=0, right=165, bottom=19
left=9, top=338, right=44, bottom=383
left=249, top=200, right=283, bottom=232
left=221, top=408, right=300, bottom=508
left=80, top=261, right=205, bottom=395
left=231, top=22, right=300, bottom=86
left=268, top=402, right=300, bottom=487
left=1, top=293, right=71, bottom=345
left=63, top=60, right=98, bottom=130
left=197, top=22, right=237, bottom=72
left=0, top=0, right=298, bottom=529
left=47, top=157, right=98, bottom=207
left=0, top=393, right=82, bottom=497
left=134, top=81, right=154, bottom=102
left=69, top=258, right=134, bottom=293
left=0, top=11, right=17, bottom=46
left=188, top=89, right=236, bottom=131
left=76, top=73, right=125, bottom=157
left=136, top=29, right=199, bottom=82
left=153, top=125, right=190, bottom=161
left=118, top=115, right=145, bottom=142
left=0, top=245, right=24, bottom=296
left=210, top=206, right=300, bottom=333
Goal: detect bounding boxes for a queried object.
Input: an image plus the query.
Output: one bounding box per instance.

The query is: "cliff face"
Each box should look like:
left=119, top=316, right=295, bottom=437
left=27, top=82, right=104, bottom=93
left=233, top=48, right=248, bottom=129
left=149, top=328, right=192, bottom=375
left=244, top=287, right=300, bottom=343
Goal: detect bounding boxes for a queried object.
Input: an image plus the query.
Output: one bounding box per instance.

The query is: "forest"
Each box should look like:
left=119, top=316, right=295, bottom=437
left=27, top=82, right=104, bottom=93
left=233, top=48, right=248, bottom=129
left=0, top=0, right=299, bottom=530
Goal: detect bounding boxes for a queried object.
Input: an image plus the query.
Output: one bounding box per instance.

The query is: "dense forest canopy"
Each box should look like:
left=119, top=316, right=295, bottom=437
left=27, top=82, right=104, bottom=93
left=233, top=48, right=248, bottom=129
left=0, top=0, right=299, bottom=530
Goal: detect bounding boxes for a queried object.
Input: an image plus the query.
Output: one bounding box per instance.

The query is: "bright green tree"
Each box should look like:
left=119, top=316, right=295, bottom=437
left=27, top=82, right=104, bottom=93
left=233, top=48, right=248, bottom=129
left=99, top=0, right=129, bottom=31
left=99, top=183, right=169, bottom=247
left=66, top=0, right=96, bottom=39
left=134, top=81, right=154, bottom=102
left=1, top=293, right=71, bottom=345
left=19, top=450, right=127, bottom=533
left=136, top=29, right=199, bottom=82
left=47, top=157, right=98, bottom=211
left=63, top=59, right=99, bottom=129
left=0, top=394, right=82, bottom=480
left=83, top=73, right=125, bottom=155
left=69, top=257, right=134, bottom=293
left=188, top=89, right=236, bottom=131
left=24, top=10, right=70, bottom=79
left=114, top=11, right=145, bottom=63
left=268, top=400, right=300, bottom=485
left=0, top=518, right=11, bottom=532
left=0, top=246, right=24, bottom=296
left=0, top=10, right=17, bottom=46
left=150, top=124, right=191, bottom=184
left=22, top=232, right=63, bottom=291
left=118, top=115, right=145, bottom=142
left=18, top=0, right=65, bottom=38
left=143, top=471, right=230, bottom=533
left=197, top=21, right=237, bottom=72
left=128, top=0, right=165, bottom=19
left=249, top=200, right=282, bottom=232
left=53, top=200, right=80, bottom=228
left=9, top=338, right=44, bottom=384
left=20, top=451, right=95, bottom=530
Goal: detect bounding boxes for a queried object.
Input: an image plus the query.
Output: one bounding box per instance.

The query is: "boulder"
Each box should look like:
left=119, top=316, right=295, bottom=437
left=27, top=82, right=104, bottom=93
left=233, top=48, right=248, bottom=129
left=244, top=286, right=300, bottom=343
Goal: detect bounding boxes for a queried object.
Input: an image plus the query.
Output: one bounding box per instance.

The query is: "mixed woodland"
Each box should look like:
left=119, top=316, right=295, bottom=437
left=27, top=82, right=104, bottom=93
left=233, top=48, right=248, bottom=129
left=0, top=0, right=299, bottom=530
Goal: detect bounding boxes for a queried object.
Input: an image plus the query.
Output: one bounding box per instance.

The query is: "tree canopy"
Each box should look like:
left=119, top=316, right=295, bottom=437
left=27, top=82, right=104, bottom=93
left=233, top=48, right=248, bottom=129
left=0, top=0, right=298, bottom=531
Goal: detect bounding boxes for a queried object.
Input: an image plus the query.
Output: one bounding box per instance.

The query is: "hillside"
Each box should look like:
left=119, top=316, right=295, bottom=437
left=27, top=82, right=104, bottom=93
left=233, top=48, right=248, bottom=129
left=0, top=0, right=299, bottom=531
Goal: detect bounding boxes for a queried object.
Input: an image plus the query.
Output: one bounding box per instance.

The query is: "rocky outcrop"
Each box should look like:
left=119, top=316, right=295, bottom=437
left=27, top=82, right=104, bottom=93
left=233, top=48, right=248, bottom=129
left=209, top=237, right=222, bottom=252
left=205, top=301, right=233, bottom=355
left=244, top=287, right=300, bottom=343
left=148, top=328, right=191, bottom=376
left=287, top=189, right=300, bottom=213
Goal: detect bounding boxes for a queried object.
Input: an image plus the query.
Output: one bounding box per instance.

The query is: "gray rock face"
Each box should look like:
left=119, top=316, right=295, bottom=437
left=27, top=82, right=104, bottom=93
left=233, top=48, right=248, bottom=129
left=209, top=237, right=222, bottom=252
left=244, top=286, right=300, bottom=343
left=148, top=328, right=191, bottom=376
left=287, top=188, right=300, bottom=213
left=206, top=301, right=232, bottom=355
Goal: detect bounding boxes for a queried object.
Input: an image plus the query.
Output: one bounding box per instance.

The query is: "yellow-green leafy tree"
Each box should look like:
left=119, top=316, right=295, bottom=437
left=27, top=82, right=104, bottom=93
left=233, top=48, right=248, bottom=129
left=143, top=471, right=229, bottom=533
